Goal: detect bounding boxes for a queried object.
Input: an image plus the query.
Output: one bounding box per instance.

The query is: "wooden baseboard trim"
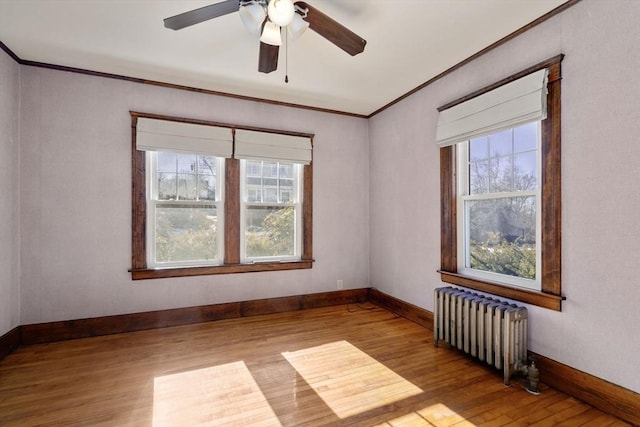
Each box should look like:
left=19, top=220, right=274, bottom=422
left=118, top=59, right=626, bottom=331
left=368, top=288, right=433, bottom=328
left=0, top=326, right=21, bottom=361
left=369, top=288, right=639, bottom=426
left=531, top=352, right=640, bottom=426
left=20, top=288, right=368, bottom=346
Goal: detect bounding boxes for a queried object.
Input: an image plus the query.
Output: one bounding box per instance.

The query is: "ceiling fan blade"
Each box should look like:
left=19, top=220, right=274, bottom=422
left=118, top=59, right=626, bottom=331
left=295, top=1, right=366, bottom=56
left=164, top=0, right=239, bottom=30
left=258, top=42, right=279, bottom=73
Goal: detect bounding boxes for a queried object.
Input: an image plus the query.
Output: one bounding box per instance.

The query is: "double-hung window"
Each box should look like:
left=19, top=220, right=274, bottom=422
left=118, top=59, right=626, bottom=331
left=241, top=160, right=303, bottom=262
left=457, top=122, right=540, bottom=290
left=437, top=55, right=563, bottom=310
left=147, top=151, right=224, bottom=267
left=131, top=114, right=313, bottom=279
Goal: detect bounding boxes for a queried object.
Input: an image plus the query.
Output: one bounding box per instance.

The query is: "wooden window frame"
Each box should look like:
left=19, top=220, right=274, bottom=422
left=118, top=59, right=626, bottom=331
left=130, top=112, right=313, bottom=280
left=439, top=55, right=564, bottom=310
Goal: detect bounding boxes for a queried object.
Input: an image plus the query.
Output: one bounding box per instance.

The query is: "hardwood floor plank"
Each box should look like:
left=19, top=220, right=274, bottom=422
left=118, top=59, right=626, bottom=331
left=0, top=305, right=629, bottom=426
left=577, top=409, right=630, bottom=427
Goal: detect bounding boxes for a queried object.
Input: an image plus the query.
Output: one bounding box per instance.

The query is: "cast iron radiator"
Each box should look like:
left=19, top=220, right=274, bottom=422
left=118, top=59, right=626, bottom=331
left=434, top=286, right=528, bottom=385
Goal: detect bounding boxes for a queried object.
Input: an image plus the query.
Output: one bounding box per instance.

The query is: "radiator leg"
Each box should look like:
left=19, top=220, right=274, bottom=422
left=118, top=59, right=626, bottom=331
left=434, top=289, right=439, bottom=348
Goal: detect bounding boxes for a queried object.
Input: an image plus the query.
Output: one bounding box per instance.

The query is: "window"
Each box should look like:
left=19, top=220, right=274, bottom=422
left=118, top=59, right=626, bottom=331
left=438, top=55, right=563, bottom=310
left=130, top=113, right=313, bottom=279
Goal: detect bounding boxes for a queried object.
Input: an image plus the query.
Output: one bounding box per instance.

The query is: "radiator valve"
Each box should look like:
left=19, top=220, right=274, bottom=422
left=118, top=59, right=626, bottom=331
left=525, top=358, right=540, bottom=395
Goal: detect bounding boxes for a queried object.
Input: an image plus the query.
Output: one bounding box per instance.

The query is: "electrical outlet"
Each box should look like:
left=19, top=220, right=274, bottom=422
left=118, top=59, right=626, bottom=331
left=337, top=279, right=343, bottom=290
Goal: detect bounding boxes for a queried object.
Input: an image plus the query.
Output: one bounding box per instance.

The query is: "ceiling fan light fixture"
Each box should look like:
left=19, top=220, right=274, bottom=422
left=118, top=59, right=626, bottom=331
left=267, top=0, right=295, bottom=27
left=239, top=2, right=266, bottom=36
left=288, top=12, right=309, bottom=40
left=260, top=20, right=282, bottom=46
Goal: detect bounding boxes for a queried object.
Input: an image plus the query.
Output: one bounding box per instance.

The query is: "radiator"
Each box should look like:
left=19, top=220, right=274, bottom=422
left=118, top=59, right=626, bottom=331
left=433, top=286, right=528, bottom=385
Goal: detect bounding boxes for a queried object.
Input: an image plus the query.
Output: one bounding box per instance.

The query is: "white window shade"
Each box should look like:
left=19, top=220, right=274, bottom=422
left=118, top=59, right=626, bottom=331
left=436, top=68, right=549, bottom=148
left=136, top=118, right=233, bottom=158
left=235, top=129, right=312, bottom=164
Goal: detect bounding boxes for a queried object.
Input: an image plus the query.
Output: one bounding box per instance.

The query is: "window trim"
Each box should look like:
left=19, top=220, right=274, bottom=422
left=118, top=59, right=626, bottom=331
left=439, top=55, right=564, bottom=311
left=130, top=112, right=313, bottom=280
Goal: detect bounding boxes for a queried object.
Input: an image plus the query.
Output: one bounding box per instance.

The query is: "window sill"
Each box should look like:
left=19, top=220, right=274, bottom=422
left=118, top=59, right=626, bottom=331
left=438, top=270, right=564, bottom=311
left=131, top=260, right=313, bottom=280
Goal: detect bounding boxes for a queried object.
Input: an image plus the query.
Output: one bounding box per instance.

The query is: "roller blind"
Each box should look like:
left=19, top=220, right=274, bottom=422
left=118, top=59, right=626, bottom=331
left=136, top=118, right=233, bottom=158
left=235, top=129, right=312, bottom=164
left=436, top=68, right=549, bottom=148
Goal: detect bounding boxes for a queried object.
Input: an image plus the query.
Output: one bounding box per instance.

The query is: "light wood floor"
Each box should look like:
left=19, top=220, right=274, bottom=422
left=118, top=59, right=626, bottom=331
left=0, top=304, right=629, bottom=426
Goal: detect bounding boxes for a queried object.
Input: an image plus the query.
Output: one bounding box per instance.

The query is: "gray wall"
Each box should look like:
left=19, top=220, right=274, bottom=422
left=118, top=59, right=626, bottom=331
left=369, top=0, right=640, bottom=393
left=18, top=67, right=370, bottom=324
left=0, top=49, right=20, bottom=335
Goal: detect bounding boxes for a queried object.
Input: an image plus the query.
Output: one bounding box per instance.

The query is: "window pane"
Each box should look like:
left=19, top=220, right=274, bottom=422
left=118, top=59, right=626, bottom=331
left=513, top=151, right=537, bottom=191
left=489, top=155, right=513, bottom=193
left=158, top=173, right=177, bottom=200
left=247, top=161, right=261, bottom=176
left=177, top=173, right=197, bottom=200
left=469, top=136, right=489, bottom=161
left=177, top=154, right=197, bottom=173
left=264, top=187, right=278, bottom=203
left=280, top=191, right=291, bottom=203
left=155, top=204, right=218, bottom=263
left=198, top=156, right=217, bottom=176
left=277, top=177, right=295, bottom=203
left=279, top=164, right=293, bottom=178
left=248, top=189, right=260, bottom=203
left=157, top=152, right=177, bottom=173
left=280, top=177, right=294, bottom=202
left=199, top=175, right=216, bottom=201
left=489, top=129, right=512, bottom=157
left=514, top=122, right=538, bottom=152
left=469, top=160, right=489, bottom=195
left=245, top=206, right=295, bottom=258
left=263, top=161, right=277, bottom=177
left=466, top=196, right=536, bottom=279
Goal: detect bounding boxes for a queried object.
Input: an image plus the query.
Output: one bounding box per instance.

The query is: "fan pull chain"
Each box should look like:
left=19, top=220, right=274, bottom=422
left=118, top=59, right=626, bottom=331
left=285, top=26, right=289, bottom=83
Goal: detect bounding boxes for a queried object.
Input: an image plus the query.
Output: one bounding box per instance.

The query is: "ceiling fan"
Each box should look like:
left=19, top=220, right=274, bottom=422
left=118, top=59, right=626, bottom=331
left=163, top=0, right=366, bottom=74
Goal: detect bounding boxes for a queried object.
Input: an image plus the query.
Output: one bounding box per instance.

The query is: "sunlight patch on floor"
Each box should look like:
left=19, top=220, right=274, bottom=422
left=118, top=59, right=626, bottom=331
left=152, top=361, right=282, bottom=427
left=374, top=403, right=476, bottom=427
left=282, top=340, right=423, bottom=419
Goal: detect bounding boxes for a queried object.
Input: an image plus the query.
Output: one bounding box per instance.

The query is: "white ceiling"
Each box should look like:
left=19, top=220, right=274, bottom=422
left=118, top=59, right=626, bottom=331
left=0, top=0, right=568, bottom=116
